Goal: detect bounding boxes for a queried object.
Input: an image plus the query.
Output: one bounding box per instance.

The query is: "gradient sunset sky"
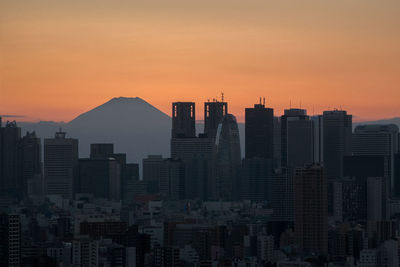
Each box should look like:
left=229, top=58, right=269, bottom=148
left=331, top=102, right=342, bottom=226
left=1, top=0, right=399, bottom=122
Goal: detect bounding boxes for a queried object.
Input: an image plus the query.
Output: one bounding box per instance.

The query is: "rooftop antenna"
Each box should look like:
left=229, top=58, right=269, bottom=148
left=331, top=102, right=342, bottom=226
left=263, top=97, right=265, bottom=106
left=221, top=92, right=224, bottom=102
left=259, top=97, right=262, bottom=105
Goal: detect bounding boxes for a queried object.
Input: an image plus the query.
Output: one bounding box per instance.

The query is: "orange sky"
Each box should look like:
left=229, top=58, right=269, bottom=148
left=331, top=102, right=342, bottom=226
left=1, top=0, right=399, bottom=122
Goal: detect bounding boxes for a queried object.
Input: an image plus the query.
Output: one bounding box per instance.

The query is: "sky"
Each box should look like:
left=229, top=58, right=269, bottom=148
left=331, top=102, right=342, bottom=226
left=1, top=0, right=399, bottom=122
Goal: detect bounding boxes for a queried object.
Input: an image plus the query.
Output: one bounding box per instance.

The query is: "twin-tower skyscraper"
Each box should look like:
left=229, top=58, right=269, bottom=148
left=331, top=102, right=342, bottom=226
left=170, top=100, right=240, bottom=200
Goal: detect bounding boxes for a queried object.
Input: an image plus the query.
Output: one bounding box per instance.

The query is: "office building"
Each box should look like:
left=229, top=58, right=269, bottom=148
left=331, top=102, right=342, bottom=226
left=215, top=114, right=241, bottom=200
left=343, top=155, right=389, bottom=221
left=241, top=158, right=273, bottom=202
left=273, top=117, right=282, bottom=169
left=90, top=143, right=114, bottom=159
left=322, top=110, right=352, bottom=180
left=271, top=168, right=294, bottom=222
left=352, top=124, right=399, bottom=196
left=245, top=101, right=274, bottom=160
left=143, top=155, right=164, bottom=193
left=311, top=115, right=323, bottom=163
left=171, top=102, right=216, bottom=200
left=204, top=100, right=227, bottom=139
left=281, top=109, right=313, bottom=170
left=172, top=102, right=196, bottom=138
left=159, top=158, right=186, bottom=200
left=19, top=131, right=42, bottom=198
left=44, top=130, right=78, bottom=199
left=0, top=120, right=21, bottom=198
left=294, top=164, right=327, bottom=255
left=171, top=136, right=216, bottom=200
left=0, top=213, right=21, bottom=267
left=78, top=158, right=121, bottom=201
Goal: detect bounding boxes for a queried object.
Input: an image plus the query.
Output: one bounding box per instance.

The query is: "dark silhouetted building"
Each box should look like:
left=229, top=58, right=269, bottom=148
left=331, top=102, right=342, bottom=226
left=342, top=155, right=388, bottom=221
left=245, top=102, right=274, bottom=160
left=311, top=115, right=324, bottom=163
left=215, top=114, right=241, bottom=200
left=143, top=155, right=164, bottom=193
left=271, top=168, right=294, bottom=222
left=19, top=131, right=42, bottom=198
left=78, top=158, right=121, bottom=200
left=172, top=102, right=196, bottom=138
left=171, top=102, right=216, bottom=200
left=322, top=110, right=352, bottom=180
left=294, top=164, right=327, bottom=255
left=281, top=109, right=313, bottom=170
left=171, top=136, right=216, bottom=200
left=204, top=100, right=227, bottom=139
left=395, top=153, right=400, bottom=198
left=44, top=130, right=78, bottom=199
left=159, top=158, right=186, bottom=200
left=241, top=158, right=273, bottom=202
left=352, top=124, right=399, bottom=196
left=0, top=213, right=21, bottom=267
left=0, top=120, right=21, bottom=198
left=90, top=143, right=114, bottom=159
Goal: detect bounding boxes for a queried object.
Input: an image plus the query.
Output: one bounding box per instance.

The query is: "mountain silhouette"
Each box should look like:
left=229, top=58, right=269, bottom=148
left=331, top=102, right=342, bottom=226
left=20, top=97, right=172, bottom=166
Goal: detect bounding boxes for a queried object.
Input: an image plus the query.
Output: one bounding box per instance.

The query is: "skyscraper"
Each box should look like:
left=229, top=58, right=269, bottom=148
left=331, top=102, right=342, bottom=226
left=44, top=130, right=78, bottom=199
left=343, top=155, right=388, bottom=221
left=171, top=136, right=216, bottom=200
left=171, top=101, right=216, bottom=200
left=311, top=115, right=323, bottom=163
left=322, top=110, right=352, bottom=180
left=90, top=143, right=114, bottom=159
left=19, top=131, right=42, bottom=198
left=294, top=164, right=327, bottom=255
left=78, top=158, right=121, bottom=201
left=159, top=158, right=186, bottom=200
left=245, top=101, right=274, bottom=160
left=352, top=124, right=399, bottom=196
left=215, top=114, right=241, bottom=200
left=281, top=109, right=313, bottom=169
left=270, top=168, right=294, bottom=222
left=172, top=102, right=196, bottom=138
left=0, top=121, right=21, bottom=198
left=143, top=155, right=164, bottom=193
left=204, top=100, right=227, bottom=139
left=241, top=158, right=273, bottom=202
left=0, top=213, right=21, bottom=267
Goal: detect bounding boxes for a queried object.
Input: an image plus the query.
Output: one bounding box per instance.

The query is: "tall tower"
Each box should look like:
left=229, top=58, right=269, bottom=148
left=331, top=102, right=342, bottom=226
left=19, top=131, right=42, bottom=198
left=294, top=164, right=327, bottom=255
left=215, top=114, right=241, bottom=200
left=204, top=100, right=227, bottom=139
left=245, top=101, right=274, bottom=159
left=172, top=102, right=196, bottom=138
left=281, top=109, right=313, bottom=169
left=352, top=124, right=399, bottom=196
left=44, top=130, right=78, bottom=199
left=0, top=121, right=21, bottom=198
left=0, top=213, right=21, bottom=267
left=322, top=110, right=352, bottom=180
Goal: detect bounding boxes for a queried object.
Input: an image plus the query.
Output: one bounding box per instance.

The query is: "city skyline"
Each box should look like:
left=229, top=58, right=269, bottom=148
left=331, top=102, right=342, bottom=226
left=1, top=95, right=399, bottom=124
left=1, top=0, right=400, bottom=122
